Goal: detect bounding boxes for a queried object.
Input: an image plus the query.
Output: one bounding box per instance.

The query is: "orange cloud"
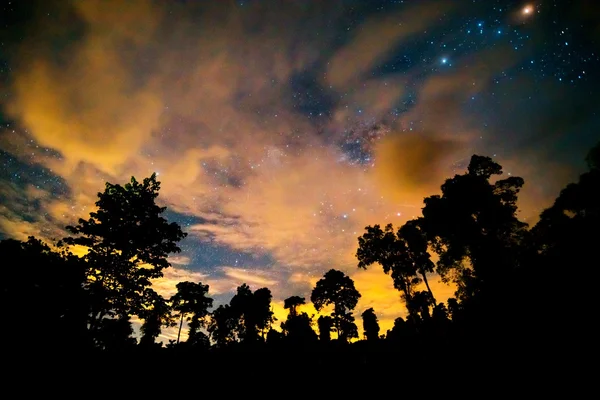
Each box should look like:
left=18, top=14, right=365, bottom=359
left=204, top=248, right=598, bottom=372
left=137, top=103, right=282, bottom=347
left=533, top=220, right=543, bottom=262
left=0, top=0, right=574, bottom=345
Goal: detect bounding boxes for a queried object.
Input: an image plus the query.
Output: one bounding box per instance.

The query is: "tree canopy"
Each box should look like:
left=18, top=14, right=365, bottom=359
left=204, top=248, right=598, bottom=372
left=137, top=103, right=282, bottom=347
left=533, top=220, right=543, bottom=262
left=2, top=142, right=598, bottom=370
left=311, top=269, right=360, bottom=342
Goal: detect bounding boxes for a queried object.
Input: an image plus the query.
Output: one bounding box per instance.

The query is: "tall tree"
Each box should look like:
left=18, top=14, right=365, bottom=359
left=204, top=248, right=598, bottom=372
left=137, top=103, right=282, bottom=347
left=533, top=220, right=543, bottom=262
left=139, top=289, right=175, bottom=347
left=207, top=304, right=238, bottom=347
left=282, top=296, right=316, bottom=343
left=252, top=287, right=275, bottom=340
left=284, top=296, right=305, bottom=318
left=356, top=223, right=422, bottom=310
left=170, top=281, right=213, bottom=345
left=317, top=316, right=334, bottom=342
left=361, top=308, right=380, bottom=341
left=311, top=269, right=361, bottom=342
left=281, top=312, right=317, bottom=344
left=531, top=142, right=600, bottom=335
left=229, top=284, right=275, bottom=342
left=60, top=173, right=186, bottom=341
left=419, top=155, right=528, bottom=304
left=398, top=220, right=436, bottom=303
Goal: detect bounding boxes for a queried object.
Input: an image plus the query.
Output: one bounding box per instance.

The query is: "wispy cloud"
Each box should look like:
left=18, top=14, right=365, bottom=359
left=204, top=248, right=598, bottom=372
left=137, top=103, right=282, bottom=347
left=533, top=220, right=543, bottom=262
left=1, top=0, right=576, bottom=337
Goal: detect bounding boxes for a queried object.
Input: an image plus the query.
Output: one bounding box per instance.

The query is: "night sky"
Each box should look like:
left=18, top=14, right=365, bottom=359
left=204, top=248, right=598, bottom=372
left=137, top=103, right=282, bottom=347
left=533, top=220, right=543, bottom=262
left=1, top=0, right=599, bottom=339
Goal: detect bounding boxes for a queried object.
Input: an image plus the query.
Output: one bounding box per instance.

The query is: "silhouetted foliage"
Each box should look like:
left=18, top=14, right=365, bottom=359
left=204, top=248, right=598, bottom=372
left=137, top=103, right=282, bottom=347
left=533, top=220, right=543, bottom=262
left=170, top=281, right=213, bottom=345
left=529, top=143, right=600, bottom=338
left=386, top=317, right=404, bottom=341
left=139, top=289, right=175, bottom=347
left=357, top=220, right=436, bottom=315
left=207, top=304, right=238, bottom=347
left=281, top=295, right=317, bottom=343
left=60, top=173, right=186, bottom=346
left=317, top=315, right=334, bottom=342
left=420, top=155, right=527, bottom=311
left=283, top=296, right=305, bottom=318
left=0, top=237, right=86, bottom=349
left=281, top=312, right=318, bottom=344
left=5, top=142, right=600, bottom=371
left=311, top=269, right=360, bottom=342
left=361, top=308, right=380, bottom=341
left=229, top=284, right=275, bottom=343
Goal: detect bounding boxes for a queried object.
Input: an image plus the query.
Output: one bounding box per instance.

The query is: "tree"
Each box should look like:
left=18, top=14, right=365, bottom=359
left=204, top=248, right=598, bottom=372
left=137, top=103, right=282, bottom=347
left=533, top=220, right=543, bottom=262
left=356, top=223, right=422, bottom=311
left=60, top=173, right=186, bottom=341
left=281, top=295, right=316, bottom=343
left=139, top=289, right=175, bottom=347
left=419, top=155, right=528, bottom=305
left=386, top=317, right=410, bottom=342
left=170, top=281, right=213, bottom=345
left=207, top=304, right=238, bottom=347
left=339, top=315, right=359, bottom=342
left=361, top=308, right=380, bottom=341
left=317, top=316, right=334, bottom=342
left=311, top=269, right=361, bottom=342
left=281, top=312, right=317, bottom=344
left=284, top=296, right=305, bottom=318
left=229, top=284, right=275, bottom=343
left=252, top=287, right=275, bottom=340
left=0, top=237, right=86, bottom=348
left=398, top=220, right=436, bottom=303
left=530, top=142, right=600, bottom=338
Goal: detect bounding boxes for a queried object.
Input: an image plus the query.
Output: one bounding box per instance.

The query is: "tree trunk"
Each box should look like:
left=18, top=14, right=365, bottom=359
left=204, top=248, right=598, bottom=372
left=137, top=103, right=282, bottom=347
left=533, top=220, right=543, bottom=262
left=177, top=313, right=184, bottom=344
left=421, top=271, right=436, bottom=305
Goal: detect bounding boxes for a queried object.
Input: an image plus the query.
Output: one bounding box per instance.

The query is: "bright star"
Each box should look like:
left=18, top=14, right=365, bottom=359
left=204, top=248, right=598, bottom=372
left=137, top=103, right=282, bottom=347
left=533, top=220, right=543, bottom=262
left=523, top=5, right=533, bottom=15
left=441, top=58, right=448, bottom=64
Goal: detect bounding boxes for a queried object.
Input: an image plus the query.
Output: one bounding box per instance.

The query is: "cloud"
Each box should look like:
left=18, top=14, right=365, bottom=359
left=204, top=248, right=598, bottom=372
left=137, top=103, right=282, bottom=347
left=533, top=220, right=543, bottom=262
left=372, top=133, right=462, bottom=203
left=1, top=0, right=584, bottom=343
left=220, top=267, right=278, bottom=288
left=326, top=1, right=454, bottom=88
left=151, top=267, right=211, bottom=298
left=7, top=1, right=164, bottom=176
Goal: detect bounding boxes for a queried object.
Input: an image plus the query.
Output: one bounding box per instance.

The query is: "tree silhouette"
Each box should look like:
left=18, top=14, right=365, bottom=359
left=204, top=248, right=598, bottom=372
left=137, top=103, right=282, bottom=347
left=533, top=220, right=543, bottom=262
left=419, top=155, right=528, bottom=305
left=0, top=237, right=86, bottom=348
left=361, top=308, right=380, bottom=341
left=356, top=223, right=422, bottom=311
left=281, top=312, right=317, bottom=344
left=386, top=317, right=410, bottom=343
left=60, top=173, right=186, bottom=343
left=284, top=296, right=305, bottom=318
left=281, top=295, right=318, bottom=344
left=207, top=304, right=238, bottom=347
left=170, top=281, right=213, bottom=345
left=311, top=269, right=361, bottom=342
left=398, top=220, right=436, bottom=303
left=229, top=284, right=275, bottom=342
left=252, top=287, right=275, bottom=340
left=339, top=314, right=359, bottom=342
left=317, top=315, right=334, bottom=342
left=530, top=142, right=600, bottom=338
left=139, top=288, right=175, bottom=347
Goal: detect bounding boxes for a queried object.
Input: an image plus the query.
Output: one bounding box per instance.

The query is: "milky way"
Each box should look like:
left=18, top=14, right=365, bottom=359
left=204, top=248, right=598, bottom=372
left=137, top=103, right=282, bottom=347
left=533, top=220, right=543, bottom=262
left=1, top=0, right=599, bottom=338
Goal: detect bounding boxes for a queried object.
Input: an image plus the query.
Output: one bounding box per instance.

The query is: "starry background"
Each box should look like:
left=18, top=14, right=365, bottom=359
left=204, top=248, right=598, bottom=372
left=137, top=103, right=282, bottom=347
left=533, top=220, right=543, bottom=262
left=1, top=0, right=599, bottom=339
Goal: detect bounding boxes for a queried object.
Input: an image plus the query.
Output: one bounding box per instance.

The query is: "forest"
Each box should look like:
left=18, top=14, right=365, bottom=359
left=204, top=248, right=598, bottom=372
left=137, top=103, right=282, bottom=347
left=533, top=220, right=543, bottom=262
left=1, top=142, right=597, bottom=373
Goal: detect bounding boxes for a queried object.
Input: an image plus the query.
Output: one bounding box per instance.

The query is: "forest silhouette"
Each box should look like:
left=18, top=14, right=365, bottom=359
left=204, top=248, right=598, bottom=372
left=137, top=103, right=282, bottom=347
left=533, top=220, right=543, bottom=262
left=2, top=142, right=598, bottom=375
